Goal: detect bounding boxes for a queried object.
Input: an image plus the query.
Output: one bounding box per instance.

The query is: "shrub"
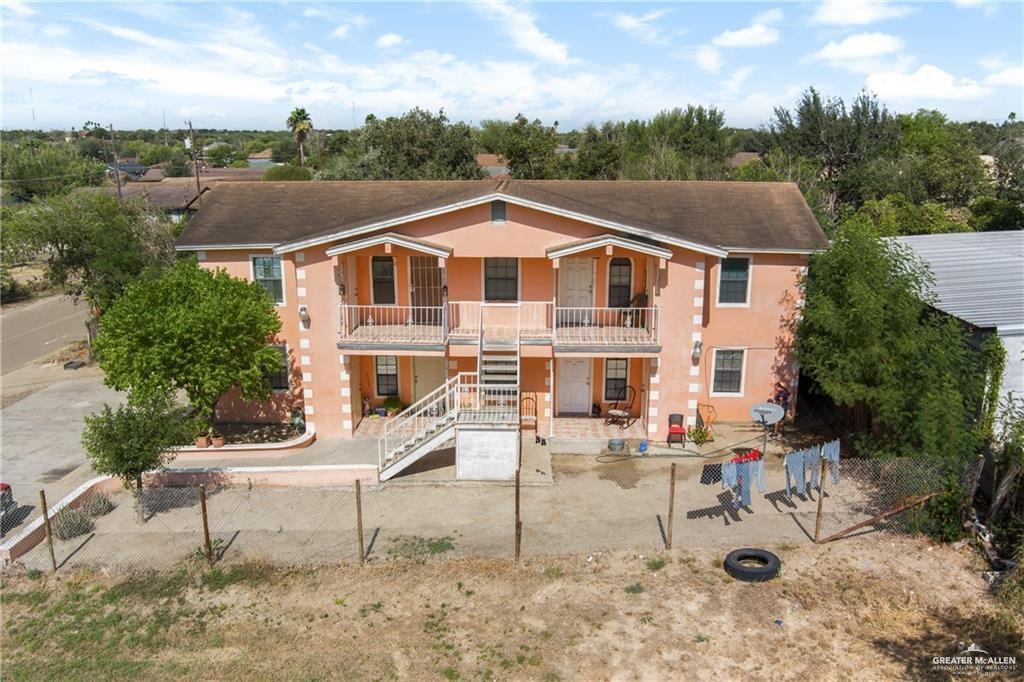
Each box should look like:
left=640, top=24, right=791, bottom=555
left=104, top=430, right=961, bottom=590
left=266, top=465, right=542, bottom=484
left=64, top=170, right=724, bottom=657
left=263, top=164, right=311, bottom=181
left=689, top=425, right=711, bottom=446
left=383, top=396, right=404, bottom=413
left=230, top=159, right=250, bottom=168
left=81, top=492, right=116, bottom=517
left=53, top=507, right=94, bottom=540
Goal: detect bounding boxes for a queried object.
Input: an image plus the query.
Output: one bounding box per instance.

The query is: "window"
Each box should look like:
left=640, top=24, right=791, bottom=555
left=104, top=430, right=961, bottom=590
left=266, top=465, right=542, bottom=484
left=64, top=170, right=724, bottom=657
left=491, top=200, right=507, bottom=223
left=608, top=258, right=632, bottom=308
left=371, top=256, right=396, bottom=304
left=266, top=344, right=290, bottom=391
left=252, top=255, right=284, bottom=304
left=484, top=257, right=518, bottom=302
left=718, top=257, right=750, bottom=305
left=604, top=358, right=628, bottom=401
left=375, top=356, right=398, bottom=396
left=712, top=349, right=745, bottom=394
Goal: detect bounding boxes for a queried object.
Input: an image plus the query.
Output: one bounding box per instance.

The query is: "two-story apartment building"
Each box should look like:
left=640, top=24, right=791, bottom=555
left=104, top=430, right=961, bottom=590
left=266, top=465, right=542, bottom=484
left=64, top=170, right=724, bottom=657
left=175, top=180, right=827, bottom=479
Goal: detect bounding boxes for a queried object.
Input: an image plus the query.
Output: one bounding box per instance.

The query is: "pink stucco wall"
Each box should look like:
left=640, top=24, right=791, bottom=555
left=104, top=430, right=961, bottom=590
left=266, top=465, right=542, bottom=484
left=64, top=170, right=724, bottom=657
left=198, top=202, right=806, bottom=441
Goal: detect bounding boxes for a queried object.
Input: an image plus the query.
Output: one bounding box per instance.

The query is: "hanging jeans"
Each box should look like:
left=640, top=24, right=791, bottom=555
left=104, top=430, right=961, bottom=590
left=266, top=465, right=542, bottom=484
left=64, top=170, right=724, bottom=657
left=822, top=439, right=841, bottom=485
left=751, top=458, right=766, bottom=494
left=804, top=447, right=821, bottom=492
left=721, top=462, right=738, bottom=490
left=785, top=451, right=805, bottom=498
left=735, top=461, right=752, bottom=507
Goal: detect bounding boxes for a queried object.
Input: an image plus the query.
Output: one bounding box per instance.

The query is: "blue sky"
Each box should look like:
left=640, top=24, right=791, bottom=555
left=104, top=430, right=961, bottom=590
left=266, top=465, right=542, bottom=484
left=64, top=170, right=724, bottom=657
left=2, top=1, right=1021, bottom=131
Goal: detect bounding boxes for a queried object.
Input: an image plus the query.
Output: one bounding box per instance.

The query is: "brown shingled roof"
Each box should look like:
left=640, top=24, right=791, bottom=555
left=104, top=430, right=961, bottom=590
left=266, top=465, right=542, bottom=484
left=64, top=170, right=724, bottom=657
left=86, top=183, right=203, bottom=210
left=175, top=180, right=828, bottom=253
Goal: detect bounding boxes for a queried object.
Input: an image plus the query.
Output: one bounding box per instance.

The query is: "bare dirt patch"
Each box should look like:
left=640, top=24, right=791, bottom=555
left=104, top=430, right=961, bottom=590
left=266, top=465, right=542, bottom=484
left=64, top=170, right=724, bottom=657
left=1, top=341, right=99, bottom=408
left=3, top=536, right=1020, bottom=680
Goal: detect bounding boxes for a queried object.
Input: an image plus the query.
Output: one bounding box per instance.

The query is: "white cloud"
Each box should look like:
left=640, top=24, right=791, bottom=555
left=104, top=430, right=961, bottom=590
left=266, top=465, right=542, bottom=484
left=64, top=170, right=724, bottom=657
left=693, top=45, right=724, bottom=74
left=812, top=32, right=904, bottom=61
left=953, top=0, right=995, bottom=10
left=710, top=10, right=782, bottom=48
left=720, top=66, right=754, bottom=96
left=609, top=9, right=671, bottom=45
left=475, top=0, right=575, bottom=64
left=2, top=1, right=35, bottom=17
left=811, top=1, right=913, bottom=26
left=866, top=64, right=990, bottom=100
left=79, top=19, right=183, bottom=51
left=375, top=33, right=404, bottom=49
left=42, top=24, right=69, bottom=37
left=984, top=65, right=1024, bottom=88
left=331, top=25, right=350, bottom=39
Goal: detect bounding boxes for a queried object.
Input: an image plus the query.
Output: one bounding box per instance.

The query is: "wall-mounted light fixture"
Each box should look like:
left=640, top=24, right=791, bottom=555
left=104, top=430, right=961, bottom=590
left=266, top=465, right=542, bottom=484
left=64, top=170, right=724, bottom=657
left=298, top=305, right=311, bottom=329
left=691, top=339, right=703, bottom=363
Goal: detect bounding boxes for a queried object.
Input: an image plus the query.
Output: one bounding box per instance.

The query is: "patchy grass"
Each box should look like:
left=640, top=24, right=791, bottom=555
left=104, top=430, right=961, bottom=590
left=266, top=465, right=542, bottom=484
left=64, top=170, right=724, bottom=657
left=624, top=582, right=645, bottom=594
left=385, top=535, right=456, bottom=560
left=646, top=557, right=666, bottom=572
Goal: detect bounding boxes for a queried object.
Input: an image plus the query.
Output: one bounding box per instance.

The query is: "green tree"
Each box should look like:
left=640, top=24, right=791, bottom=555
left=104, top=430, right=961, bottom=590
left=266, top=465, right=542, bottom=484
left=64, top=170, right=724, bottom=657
left=476, top=119, right=511, bottom=153
left=5, top=192, right=176, bottom=341
left=969, top=196, right=1024, bottom=231
left=797, top=216, right=983, bottom=459
left=204, top=143, right=236, bottom=167
left=82, top=392, right=190, bottom=505
left=94, top=260, right=283, bottom=434
left=1, top=141, right=106, bottom=199
left=503, top=114, right=558, bottom=179
left=263, top=164, right=312, bottom=181
left=287, top=107, right=313, bottom=167
left=573, top=122, right=624, bottom=180
left=852, top=194, right=969, bottom=236
left=163, top=151, right=192, bottom=177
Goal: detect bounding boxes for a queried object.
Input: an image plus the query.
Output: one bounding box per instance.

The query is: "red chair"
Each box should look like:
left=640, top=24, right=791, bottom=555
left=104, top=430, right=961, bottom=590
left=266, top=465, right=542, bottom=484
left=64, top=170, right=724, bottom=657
left=667, top=413, right=686, bottom=447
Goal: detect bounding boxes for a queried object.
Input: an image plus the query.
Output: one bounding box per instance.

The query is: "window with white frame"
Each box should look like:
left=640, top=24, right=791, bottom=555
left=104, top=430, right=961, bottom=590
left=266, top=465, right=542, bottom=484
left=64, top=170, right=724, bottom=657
left=608, top=258, right=632, bottom=308
left=375, top=356, right=398, bottom=396
left=266, top=344, right=290, bottom=391
left=604, top=358, right=628, bottom=401
left=252, top=255, right=284, bottom=304
left=718, top=257, right=750, bottom=305
left=484, top=257, right=518, bottom=302
left=371, top=256, right=396, bottom=304
left=491, top=200, right=507, bottom=223
left=712, top=349, right=745, bottom=394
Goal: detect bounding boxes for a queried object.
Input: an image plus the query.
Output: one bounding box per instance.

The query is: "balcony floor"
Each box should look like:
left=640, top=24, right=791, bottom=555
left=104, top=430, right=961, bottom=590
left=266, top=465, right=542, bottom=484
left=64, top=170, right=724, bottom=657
left=340, top=324, right=444, bottom=345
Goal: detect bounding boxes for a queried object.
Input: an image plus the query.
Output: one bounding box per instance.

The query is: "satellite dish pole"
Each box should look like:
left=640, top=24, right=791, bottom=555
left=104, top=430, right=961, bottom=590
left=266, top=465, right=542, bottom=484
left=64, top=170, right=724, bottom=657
left=749, top=402, right=784, bottom=455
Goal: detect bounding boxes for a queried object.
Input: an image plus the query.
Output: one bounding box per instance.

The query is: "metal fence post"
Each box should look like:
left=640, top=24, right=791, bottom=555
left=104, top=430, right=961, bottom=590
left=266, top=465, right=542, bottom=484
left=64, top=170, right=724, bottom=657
left=198, top=485, right=213, bottom=565
left=38, top=490, right=57, bottom=573
left=814, top=450, right=827, bottom=544
left=666, top=463, right=677, bottom=550
left=514, top=467, right=522, bottom=561
left=355, top=479, right=365, bottom=566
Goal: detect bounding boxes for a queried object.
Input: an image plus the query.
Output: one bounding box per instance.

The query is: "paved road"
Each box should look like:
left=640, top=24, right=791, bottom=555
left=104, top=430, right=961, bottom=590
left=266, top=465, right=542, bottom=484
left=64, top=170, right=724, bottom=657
left=1, top=295, right=88, bottom=374
left=1, top=377, right=122, bottom=538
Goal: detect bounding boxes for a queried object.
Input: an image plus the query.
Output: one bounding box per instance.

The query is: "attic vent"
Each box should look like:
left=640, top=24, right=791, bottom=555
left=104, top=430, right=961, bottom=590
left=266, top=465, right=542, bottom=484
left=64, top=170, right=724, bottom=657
left=491, top=200, right=507, bottom=224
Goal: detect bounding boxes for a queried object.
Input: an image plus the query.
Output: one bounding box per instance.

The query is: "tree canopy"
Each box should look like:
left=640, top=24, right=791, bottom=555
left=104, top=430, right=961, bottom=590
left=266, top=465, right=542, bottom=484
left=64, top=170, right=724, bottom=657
left=93, top=260, right=283, bottom=432
left=1, top=141, right=106, bottom=199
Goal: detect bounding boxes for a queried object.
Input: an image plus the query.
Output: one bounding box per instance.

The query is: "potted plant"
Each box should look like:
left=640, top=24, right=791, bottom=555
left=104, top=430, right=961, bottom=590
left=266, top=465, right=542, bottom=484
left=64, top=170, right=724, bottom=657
left=211, top=431, right=226, bottom=448
left=383, top=396, right=403, bottom=417
left=194, top=430, right=211, bottom=448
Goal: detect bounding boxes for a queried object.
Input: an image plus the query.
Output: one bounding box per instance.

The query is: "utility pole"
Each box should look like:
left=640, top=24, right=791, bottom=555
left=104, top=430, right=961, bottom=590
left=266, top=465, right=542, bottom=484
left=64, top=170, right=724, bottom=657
left=109, top=124, right=123, bottom=203
left=187, top=120, right=202, bottom=206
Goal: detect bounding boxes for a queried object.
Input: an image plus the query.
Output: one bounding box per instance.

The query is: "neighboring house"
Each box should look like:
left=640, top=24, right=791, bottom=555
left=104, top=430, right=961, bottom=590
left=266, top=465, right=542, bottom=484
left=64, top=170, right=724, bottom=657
left=90, top=181, right=205, bottom=222
left=106, top=160, right=149, bottom=181
left=247, top=148, right=277, bottom=169
left=727, top=152, right=760, bottom=169
left=175, top=180, right=827, bottom=479
left=892, top=231, right=1024, bottom=404
left=475, top=153, right=509, bottom=178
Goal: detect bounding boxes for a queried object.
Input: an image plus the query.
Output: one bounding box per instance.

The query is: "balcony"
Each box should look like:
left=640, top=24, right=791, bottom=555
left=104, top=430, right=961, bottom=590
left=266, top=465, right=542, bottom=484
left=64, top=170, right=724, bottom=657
left=338, top=302, right=659, bottom=352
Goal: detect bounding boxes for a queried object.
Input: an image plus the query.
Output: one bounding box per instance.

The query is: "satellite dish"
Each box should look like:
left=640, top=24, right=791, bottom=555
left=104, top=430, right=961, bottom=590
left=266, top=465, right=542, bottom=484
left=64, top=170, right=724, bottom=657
left=750, top=402, right=784, bottom=426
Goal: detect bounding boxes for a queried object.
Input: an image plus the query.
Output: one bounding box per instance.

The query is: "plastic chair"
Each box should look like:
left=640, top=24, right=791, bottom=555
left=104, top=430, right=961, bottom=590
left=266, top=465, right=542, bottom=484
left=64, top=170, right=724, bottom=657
left=667, top=413, right=686, bottom=447
left=605, top=386, right=636, bottom=428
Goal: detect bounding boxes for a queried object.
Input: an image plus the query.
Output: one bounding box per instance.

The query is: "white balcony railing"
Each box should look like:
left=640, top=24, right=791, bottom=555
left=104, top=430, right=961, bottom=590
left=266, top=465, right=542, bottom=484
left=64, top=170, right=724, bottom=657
left=339, top=304, right=446, bottom=345
left=341, top=302, right=659, bottom=347
left=553, top=307, right=660, bottom=347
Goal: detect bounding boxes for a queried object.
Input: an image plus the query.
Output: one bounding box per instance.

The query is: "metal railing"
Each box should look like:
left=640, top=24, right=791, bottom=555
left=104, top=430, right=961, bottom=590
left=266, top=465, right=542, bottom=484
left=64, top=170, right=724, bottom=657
left=339, top=305, right=446, bottom=345
left=553, top=306, right=660, bottom=346
left=378, top=372, right=474, bottom=469
left=455, top=383, right=520, bottom=425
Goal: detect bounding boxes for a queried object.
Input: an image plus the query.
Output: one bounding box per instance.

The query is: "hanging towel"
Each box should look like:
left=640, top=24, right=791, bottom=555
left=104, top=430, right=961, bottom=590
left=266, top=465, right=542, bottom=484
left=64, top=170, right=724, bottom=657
left=804, top=447, right=821, bottom=492
left=784, top=451, right=805, bottom=498
left=721, top=462, right=738, bottom=490
left=822, top=439, right=841, bottom=485
left=751, top=458, right=766, bottom=494
left=735, top=460, right=752, bottom=508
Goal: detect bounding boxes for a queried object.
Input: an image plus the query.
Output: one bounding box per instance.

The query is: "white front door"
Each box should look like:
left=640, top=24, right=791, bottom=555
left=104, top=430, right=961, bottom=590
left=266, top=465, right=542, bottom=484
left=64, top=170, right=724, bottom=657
left=557, top=358, right=591, bottom=414
left=413, top=357, right=446, bottom=401
left=559, top=257, right=593, bottom=308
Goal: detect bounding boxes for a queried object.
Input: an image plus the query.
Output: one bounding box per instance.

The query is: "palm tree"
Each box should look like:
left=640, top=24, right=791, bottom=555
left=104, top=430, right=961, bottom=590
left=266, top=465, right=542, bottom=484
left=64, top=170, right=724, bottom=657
left=287, top=108, right=313, bottom=167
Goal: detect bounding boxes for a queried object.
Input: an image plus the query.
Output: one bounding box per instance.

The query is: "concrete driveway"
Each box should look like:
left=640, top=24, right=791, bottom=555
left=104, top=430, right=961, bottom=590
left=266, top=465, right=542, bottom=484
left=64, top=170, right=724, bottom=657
left=0, top=376, right=122, bottom=537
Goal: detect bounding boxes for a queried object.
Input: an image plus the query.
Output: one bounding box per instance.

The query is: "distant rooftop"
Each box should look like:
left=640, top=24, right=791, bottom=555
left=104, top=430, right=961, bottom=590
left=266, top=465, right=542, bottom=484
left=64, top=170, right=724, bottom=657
left=891, top=231, right=1024, bottom=331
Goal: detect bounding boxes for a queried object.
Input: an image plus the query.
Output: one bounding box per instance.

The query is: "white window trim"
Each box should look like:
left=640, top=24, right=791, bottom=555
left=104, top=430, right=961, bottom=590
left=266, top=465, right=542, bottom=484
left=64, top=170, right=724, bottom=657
left=270, top=343, right=290, bottom=393
left=710, top=347, right=747, bottom=398
left=715, top=255, right=752, bottom=309
left=375, top=355, right=399, bottom=397
left=370, top=255, right=398, bottom=306
left=602, top=357, right=630, bottom=403
left=606, top=256, right=634, bottom=309
left=250, top=253, right=286, bottom=307
left=481, top=256, right=521, bottom=303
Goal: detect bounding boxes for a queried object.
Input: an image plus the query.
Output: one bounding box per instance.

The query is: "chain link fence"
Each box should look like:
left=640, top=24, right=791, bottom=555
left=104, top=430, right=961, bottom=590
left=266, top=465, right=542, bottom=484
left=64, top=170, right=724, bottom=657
left=10, top=451, right=982, bottom=573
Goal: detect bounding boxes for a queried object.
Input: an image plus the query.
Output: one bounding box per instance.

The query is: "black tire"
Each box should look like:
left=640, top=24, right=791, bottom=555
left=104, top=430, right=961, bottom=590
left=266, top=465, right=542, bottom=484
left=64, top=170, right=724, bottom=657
left=723, top=548, right=781, bottom=582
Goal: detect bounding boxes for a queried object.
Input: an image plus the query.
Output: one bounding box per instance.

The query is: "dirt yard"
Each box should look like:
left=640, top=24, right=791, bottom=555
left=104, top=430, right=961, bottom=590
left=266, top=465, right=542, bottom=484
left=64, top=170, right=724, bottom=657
left=2, top=535, right=1020, bottom=680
